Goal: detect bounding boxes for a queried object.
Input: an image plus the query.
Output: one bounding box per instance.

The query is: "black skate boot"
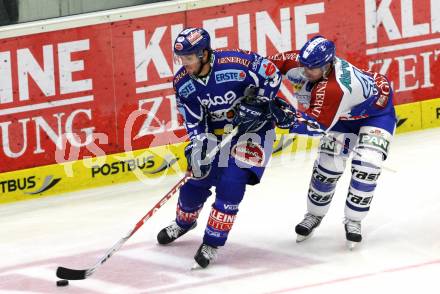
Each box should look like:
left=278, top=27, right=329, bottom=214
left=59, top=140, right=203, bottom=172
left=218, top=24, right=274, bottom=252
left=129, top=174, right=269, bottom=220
left=295, top=213, right=323, bottom=242
left=157, top=221, right=196, bottom=245
left=344, top=218, right=362, bottom=250
left=192, top=243, right=218, bottom=269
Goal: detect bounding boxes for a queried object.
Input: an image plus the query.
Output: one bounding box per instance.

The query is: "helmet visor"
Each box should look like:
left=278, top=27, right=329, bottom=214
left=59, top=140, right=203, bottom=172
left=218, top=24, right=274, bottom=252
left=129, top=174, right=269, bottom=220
left=174, top=53, right=200, bottom=66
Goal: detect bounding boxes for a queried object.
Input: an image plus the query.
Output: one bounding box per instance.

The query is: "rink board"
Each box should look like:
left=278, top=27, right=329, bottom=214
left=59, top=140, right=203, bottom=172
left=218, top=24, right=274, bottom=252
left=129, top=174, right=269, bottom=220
left=395, top=97, right=440, bottom=133
left=0, top=134, right=317, bottom=204
left=0, top=0, right=439, bottom=173
left=2, top=96, right=439, bottom=204
left=0, top=0, right=439, bottom=204
left=0, top=98, right=438, bottom=204
left=0, top=142, right=185, bottom=204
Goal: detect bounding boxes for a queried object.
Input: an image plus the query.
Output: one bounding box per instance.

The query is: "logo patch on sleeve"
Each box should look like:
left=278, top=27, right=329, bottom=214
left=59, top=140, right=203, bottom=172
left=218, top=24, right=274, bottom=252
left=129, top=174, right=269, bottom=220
left=231, top=141, right=265, bottom=167
left=258, top=59, right=276, bottom=78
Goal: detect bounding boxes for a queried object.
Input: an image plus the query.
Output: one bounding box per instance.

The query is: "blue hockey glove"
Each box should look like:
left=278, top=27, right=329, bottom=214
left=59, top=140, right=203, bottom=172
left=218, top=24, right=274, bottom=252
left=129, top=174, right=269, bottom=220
left=184, top=137, right=212, bottom=179
left=290, top=112, right=324, bottom=136
left=269, top=97, right=297, bottom=129
left=233, top=95, right=272, bottom=134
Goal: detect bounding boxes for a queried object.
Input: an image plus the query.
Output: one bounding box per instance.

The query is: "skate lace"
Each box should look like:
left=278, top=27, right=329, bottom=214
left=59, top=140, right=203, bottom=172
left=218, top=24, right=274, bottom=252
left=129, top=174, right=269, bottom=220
left=300, top=213, right=322, bottom=229
left=344, top=219, right=361, bottom=234
left=201, top=244, right=217, bottom=261
left=165, top=222, right=184, bottom=238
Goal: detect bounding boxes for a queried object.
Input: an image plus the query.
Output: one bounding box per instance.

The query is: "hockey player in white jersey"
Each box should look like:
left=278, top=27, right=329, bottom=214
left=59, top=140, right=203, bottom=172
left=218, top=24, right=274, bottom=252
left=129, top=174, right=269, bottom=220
left=268, top=36, right=397, bottom=249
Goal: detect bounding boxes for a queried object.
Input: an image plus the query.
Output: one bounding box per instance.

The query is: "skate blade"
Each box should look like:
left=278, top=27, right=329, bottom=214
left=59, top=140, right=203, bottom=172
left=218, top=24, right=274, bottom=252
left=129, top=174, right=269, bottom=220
left=346, top=241, right=360, bottom=250
left=190, top=262, right=203, bottom=270
left=296, top=232, right=313, bottom=243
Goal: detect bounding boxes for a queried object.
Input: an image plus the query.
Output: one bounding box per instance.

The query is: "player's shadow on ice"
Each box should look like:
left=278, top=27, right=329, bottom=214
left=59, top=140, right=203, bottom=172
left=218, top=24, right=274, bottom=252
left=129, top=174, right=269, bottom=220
left=152, top=238, right=320, bottom=270
left=0, top=239, right=322, bottom=292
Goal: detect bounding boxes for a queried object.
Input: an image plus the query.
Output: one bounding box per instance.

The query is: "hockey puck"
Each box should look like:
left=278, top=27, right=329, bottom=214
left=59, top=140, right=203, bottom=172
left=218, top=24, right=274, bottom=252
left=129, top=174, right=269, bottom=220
left=56, top=279, right=69, bottom=287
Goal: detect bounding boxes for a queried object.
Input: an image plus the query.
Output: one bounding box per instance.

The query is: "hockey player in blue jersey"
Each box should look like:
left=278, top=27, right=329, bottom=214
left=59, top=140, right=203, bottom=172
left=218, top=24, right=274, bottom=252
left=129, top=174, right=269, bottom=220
left=156, top=27, right=282, bottom=268
left=268, top=36, right=397, bottom=249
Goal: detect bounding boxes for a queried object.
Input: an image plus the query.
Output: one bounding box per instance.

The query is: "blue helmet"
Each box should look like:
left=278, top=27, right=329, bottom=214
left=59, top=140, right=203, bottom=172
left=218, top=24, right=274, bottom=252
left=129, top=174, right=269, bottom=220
left=173, top=27, right=211, bottom=57
left=299, top=35, right=335, bottom=68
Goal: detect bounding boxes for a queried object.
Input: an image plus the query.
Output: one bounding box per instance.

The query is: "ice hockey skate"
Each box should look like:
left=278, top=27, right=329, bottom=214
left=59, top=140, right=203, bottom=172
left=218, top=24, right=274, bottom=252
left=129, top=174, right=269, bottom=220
left=344, top=218, right=362, bottom=250
left=157, top=221, right=197, bottom=245
left=191, top=243, right=218, bottom=269
left=295, top=213, right=323, bottom=242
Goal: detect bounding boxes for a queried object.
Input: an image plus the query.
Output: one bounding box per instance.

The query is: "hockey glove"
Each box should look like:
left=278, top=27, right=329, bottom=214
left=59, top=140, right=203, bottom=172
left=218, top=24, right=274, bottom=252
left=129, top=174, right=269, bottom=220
left=184, top=137, right=212, bottom=179
left=290, top=112, right=324, bottom=136
left=233, top=95, right=272, bottom=134
left=269, top=97, right=297, bottom=129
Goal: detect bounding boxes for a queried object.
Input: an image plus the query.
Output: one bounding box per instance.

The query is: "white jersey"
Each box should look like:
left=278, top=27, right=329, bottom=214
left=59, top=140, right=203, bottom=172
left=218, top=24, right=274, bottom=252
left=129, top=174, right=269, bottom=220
left=269, top=51, right=394, bottom=130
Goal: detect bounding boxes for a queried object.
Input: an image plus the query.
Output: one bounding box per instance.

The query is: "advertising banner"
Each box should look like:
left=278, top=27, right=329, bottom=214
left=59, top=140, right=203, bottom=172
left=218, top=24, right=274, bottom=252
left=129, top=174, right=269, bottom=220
left=0, top=142, right=186, bottom=204
left=0, top=24, right=118, bottom=172
left=0, top=0, right=438, bottom=176
left=0, top=134, right=319, bottom=204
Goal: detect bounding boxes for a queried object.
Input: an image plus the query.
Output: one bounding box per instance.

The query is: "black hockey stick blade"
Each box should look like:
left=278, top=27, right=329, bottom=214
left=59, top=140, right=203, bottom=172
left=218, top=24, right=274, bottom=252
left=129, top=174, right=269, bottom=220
left=56, top=266, right=88, bottom=280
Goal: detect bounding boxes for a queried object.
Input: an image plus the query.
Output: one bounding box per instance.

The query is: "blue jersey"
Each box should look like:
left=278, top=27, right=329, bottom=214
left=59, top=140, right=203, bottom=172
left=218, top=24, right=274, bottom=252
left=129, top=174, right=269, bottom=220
left=174, top=49, right=282, bottom=140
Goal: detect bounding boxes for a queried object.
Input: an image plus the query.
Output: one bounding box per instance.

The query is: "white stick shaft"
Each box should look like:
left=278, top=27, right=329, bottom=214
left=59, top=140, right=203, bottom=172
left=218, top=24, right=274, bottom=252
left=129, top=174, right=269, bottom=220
left=294, top=116, right=396, bottom=173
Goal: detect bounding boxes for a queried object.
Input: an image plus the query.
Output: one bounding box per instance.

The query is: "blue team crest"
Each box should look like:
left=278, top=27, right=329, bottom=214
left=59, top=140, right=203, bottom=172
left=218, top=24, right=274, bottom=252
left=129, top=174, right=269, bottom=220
left=215, top=70, right=246, bottom=84
left=178, top=80, right=196, bottom=98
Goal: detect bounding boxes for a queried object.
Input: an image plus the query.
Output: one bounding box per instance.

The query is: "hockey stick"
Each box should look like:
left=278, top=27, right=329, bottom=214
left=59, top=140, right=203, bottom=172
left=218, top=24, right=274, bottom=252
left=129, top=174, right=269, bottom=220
left=281, top=108, right=396, bottom=173
left=56, top=126, right=238, bottom=280
left=295, top=116, right=396, bottom=172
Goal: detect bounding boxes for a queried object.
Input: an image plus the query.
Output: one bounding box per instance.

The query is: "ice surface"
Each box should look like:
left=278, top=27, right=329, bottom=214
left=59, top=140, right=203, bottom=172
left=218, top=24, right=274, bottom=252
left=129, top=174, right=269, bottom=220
left=1, top=128, right=439, bottom=293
